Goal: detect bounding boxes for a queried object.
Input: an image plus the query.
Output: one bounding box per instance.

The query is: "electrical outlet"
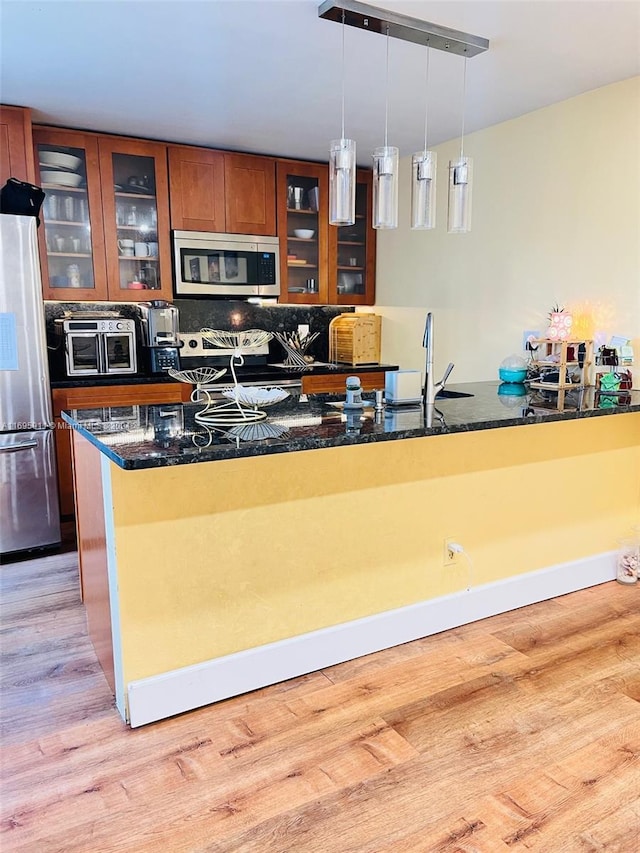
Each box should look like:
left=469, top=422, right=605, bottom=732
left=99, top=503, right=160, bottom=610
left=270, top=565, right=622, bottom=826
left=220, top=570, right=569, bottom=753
left=522, top=330, right=540, bottom=351
left=443, top=538, right=457, bottom=566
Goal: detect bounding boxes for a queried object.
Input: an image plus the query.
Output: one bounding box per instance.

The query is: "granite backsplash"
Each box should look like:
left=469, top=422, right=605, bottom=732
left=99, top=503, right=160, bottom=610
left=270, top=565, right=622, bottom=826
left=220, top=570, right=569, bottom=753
left=43, top=300, right=354, bottom=364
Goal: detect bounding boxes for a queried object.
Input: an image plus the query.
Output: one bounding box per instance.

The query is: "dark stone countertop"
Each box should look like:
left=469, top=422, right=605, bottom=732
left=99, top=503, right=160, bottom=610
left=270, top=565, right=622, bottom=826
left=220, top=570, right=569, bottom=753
left=50, top=362, right=397, bottom=389
left=60, top=381, right=640, bottom=470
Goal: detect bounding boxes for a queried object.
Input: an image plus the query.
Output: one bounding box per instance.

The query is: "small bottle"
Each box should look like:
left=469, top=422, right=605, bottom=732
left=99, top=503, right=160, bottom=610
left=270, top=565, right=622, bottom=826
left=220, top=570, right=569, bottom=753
left=127, top=205, right=137, bottom=226
left=344, top=375, right=364, bottom=409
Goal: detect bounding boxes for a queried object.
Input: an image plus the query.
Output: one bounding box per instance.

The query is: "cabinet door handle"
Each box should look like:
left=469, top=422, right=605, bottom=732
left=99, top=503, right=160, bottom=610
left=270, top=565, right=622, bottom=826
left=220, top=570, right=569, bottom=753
left=0, top=440, right=38, bottom=453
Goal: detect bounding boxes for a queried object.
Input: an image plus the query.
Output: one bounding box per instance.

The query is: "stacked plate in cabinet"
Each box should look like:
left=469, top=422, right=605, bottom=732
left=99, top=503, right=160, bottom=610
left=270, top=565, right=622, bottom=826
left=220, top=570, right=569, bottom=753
left=39, top=151, right=84, bottom=187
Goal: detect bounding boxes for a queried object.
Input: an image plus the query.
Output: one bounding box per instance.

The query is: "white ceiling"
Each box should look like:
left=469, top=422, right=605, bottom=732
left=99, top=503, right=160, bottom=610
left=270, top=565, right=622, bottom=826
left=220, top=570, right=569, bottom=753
left=1, top=0, right=638, bottom=166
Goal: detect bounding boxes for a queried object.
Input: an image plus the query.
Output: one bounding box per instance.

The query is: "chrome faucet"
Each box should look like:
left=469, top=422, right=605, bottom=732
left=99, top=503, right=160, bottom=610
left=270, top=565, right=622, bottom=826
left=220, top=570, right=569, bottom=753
left=422, top=312, right=454, bottom=427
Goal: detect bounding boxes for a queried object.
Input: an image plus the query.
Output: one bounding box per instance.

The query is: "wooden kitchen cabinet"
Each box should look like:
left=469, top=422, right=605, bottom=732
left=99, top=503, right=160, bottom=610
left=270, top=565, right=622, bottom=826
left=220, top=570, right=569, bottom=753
left=168, top=146, right=226, bottom=232
left=34, top=127, right=109, bottom=300
left=0, top=104, right=35, bottom=186
left=52, top=382, right=192, bottom=517
left=98, top=136, right=173, bottom=301
left=278, top=164, right=376, bottom=306
left=168, top=145, right=276, bottom=236
left=35, top=129, right=172, bottom=301
left=224, top=152, right=276, bottom=235
left=277, top=159, right=329, bottom=304
left=329, top=169, right=376, bottom=306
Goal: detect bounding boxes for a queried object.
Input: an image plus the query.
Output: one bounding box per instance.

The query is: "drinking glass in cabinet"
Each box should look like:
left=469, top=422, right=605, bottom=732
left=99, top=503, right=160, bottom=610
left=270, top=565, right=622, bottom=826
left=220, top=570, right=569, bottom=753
left=112, top=153, right=160, bottom=292
left=38, top=144, right=95, bottom=289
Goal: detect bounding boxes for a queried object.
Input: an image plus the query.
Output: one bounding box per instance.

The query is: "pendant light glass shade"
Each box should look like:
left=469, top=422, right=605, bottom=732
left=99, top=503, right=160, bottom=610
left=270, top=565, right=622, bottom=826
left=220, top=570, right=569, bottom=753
left=447, top=156, right=472, bottom=233
left=372, top=145, right=399, bottom=229
left=411, top=150, right=437, bottom=230
left=329, top=138, right=356, bottom=226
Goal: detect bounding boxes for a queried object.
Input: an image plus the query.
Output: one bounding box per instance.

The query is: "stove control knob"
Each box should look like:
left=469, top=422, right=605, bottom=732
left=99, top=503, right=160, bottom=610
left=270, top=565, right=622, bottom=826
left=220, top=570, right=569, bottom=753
left=188, top=338, right=198, bottom=348
left=116, top=322, right=124, bottom=330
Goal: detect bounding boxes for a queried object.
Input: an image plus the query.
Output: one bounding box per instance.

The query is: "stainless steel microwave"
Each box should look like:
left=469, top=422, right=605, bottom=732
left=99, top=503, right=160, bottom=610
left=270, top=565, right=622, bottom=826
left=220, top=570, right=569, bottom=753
left=172, top=231, right=280, bottom=298
left=56, top=318, right=137, bottom=376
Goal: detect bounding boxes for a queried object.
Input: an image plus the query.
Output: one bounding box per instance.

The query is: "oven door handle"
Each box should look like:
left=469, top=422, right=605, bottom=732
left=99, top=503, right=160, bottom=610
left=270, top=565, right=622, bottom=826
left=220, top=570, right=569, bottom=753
left=97, top=334, right=108, bottom=374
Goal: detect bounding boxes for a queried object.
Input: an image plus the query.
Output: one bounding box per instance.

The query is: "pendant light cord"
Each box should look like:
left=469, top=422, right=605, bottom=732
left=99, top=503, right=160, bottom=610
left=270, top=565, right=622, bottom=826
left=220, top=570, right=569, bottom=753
left=341, top=9, right=346, bottom=139
left=423, top=44, right=431, bottom=152
left=459, top=54, right=468, bottom=158
left=384, top=24, right=390, bottom=148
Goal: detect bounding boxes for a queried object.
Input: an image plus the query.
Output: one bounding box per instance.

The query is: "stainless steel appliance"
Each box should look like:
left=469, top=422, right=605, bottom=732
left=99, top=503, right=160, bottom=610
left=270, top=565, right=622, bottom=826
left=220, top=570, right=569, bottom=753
left=173, top=231, right=280, bottom=298
left=54, top=315, right=138, bottom=377
left=0, top=214, right=61, bottom=556
left=178, top=331, right=302, bottom=391
left=138, top=300, right=181, bottom=375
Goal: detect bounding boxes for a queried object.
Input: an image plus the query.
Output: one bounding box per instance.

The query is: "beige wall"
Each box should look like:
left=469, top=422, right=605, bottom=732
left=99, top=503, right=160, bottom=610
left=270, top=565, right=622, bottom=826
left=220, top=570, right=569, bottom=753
left=373, top=77, right=640, bottom=382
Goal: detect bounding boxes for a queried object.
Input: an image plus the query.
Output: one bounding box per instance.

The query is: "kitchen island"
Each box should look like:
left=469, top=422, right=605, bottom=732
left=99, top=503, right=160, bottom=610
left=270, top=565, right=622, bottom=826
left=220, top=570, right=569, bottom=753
left=62, top=382, right=640, bottom=726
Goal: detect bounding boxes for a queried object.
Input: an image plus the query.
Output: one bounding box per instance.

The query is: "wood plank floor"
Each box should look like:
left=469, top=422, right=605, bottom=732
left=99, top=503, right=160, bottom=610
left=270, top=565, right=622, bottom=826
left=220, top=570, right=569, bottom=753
left=1, top=552, right=638, bottom=852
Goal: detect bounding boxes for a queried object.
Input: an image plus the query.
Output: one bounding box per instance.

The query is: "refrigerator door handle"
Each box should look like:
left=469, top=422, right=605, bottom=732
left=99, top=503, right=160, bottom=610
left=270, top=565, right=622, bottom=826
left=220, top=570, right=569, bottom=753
left=0, top=440, right=39, bottom=453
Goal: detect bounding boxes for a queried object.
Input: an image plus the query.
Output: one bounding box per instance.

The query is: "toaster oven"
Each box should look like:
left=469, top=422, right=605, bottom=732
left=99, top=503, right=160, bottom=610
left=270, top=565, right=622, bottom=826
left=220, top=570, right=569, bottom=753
left=55, top=317, right=138, bottom=377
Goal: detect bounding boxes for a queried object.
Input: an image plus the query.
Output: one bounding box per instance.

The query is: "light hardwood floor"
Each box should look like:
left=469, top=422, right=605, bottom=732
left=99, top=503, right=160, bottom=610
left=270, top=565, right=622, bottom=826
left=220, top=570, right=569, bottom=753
left=1, top=551, right=638, bottom=852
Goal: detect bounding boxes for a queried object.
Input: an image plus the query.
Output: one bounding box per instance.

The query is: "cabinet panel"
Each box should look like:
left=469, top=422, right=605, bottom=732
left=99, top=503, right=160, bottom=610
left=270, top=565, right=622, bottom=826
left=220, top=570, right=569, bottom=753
left=224, top=153, right=276, bottom=235
left=0, top=105, right=35, bottom=185
left=168, top=146, right=226, bottom=232
left=277, top=160, right=329, bottom=305
left=329, top=169, right=376, bottom=306
left=278, top=163, right=375, bottom=306
left=34, top=127, right=109, bottom=300
left=52, top=383, right=191, bottom=517
left=98, top=136, right=173, bottom=301
left=301, top=371, right=386, bottom=394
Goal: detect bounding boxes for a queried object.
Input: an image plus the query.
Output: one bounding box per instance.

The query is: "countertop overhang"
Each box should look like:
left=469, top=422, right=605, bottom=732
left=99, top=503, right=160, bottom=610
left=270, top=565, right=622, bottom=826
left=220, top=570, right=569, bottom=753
left=61, top=381, right=640, bottom=470
left=62, top=382, right=640, bottom=469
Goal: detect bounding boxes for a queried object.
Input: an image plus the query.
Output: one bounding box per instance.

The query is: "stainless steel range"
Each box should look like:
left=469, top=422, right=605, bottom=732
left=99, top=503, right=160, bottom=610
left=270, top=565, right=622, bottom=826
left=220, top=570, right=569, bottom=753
left=178, top=332, right=302, bottom=390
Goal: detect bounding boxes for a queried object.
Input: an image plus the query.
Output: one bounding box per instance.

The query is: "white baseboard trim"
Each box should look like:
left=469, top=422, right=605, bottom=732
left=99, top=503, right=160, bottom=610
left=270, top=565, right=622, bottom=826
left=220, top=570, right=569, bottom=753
left=127, top=551, right=617, bottom=727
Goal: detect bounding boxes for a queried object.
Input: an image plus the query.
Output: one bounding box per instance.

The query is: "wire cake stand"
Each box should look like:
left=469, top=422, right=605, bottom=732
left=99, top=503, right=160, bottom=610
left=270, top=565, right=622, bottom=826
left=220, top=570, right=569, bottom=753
left=194, top=328, right=286, bottom=425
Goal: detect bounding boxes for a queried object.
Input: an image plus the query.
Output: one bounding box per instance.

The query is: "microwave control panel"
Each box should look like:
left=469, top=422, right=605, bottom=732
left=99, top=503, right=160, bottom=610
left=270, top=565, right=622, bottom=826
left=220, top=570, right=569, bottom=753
left=258, top=252, right=277, bottom=283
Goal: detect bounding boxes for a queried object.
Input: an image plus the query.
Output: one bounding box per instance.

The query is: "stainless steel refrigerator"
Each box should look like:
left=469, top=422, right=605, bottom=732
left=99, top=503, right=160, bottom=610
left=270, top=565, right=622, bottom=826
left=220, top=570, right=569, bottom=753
left=0, top=213, right=61, bottom=556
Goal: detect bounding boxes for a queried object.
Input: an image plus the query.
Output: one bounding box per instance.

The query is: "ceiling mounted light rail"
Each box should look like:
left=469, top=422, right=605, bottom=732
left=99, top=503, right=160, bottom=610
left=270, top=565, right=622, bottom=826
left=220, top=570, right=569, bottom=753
left=320, top=1, right=489, bottom=233
left=318, top=1, right=489, bottom=58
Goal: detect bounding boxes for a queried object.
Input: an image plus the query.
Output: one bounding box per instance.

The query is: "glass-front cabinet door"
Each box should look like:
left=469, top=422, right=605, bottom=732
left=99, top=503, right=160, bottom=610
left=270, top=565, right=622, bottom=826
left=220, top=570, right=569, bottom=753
left=276, top=161, right=329, bottom=304
left=329, top=169, right=375, bottom=306
left=98, top=137, right=172, bottom=302
left=34, top=128, right=108, bottom=300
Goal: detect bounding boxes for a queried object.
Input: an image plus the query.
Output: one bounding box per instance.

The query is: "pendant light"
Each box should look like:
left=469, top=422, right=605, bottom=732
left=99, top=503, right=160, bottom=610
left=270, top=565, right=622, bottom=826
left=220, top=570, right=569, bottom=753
left=319, top=1, right=489, bottom=232
left=447, top=55, right=473, bottom=233
left=372, top=25, right=399, bottom=230
left=411, top=44, right=436, bottom=230
left=329, top=9, right=356, bottom=226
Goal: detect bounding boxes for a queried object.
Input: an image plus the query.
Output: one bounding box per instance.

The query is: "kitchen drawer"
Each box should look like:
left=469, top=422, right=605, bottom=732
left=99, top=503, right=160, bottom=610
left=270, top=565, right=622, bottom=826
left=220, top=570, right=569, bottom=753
left=302, top=370, right=386, bottom=394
